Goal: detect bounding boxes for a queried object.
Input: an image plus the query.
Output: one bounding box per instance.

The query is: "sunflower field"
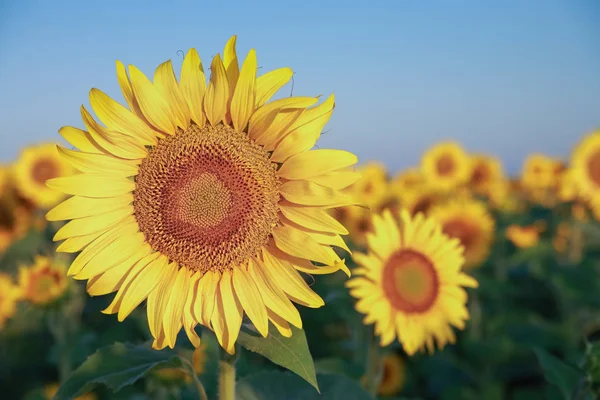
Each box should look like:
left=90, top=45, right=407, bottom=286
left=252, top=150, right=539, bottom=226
left=1, top=36, right=600, bottom=400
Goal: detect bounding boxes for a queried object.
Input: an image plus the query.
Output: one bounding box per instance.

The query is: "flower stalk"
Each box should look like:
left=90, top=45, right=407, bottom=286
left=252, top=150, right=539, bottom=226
left=218, top=346, right=238, bottom=400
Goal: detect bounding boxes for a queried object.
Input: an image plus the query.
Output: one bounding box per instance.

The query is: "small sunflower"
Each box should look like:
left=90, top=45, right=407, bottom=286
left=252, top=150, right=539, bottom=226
left=345, top=206, right=374, bottom=247
left=571, top=130, right=600, bottom=205
left=421, top=142, right=471, bottom=191
left=350, top=162, right=389, bottom=209
left=390, top=168, right=424, bottom=192
left=400, top=186, right=440, bottom=217
left=14, top=143, right=75, bottom=209
left=378, top=353, right=406, bottom=396
left=520, top=153, right=561, bottom=191
left=46, top=36, right=358, bottom=353
left=346, top=210, right=477, bottom=355
left=0, top=273, right=20, bottom=330
left=18, top=256, right=68, bottom=306
left=0, top=193, right=33, bottom=253
left=505, top=225, right=540, bottom=249
left=428, top=199, right=495, bottom=269
left=468, top=154, right=503, bottom=196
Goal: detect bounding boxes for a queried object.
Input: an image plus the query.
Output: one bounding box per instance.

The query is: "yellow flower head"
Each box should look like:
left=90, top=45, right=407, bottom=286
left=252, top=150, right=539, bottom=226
left=346, top=210, right=478, bottom=355
left=14, top=143, right=75, bottom=209
left=378, top=353, right=406, bottom=396
left=421, top=142, right=472, bottom=191
left=428, top=199, right=495, bottom=269
left=344, top=206, right=374, bottom=247
left=468, top=154, right=504, bottom=196
left=505, top=224, right=540, bottom=249
left=400, top=185, right=440, bottom=218
left=0, top=273, right=20, bottom=330
left=0, top=192, right=33, bottom=254
left=571, top=130, right=600, bottom=204
left=350, top=162, right=389, bottom=208
left=390, top=168, right=424, bottom=193
left=45, top=36, right=358, bottom=354
left=18, top=256, right=68, bottom=305
left=520, top=153, right=562, bottom=191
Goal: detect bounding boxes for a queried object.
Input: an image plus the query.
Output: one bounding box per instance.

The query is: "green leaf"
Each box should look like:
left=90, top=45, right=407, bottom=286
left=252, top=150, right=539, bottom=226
left=53, top=342, right=183, bottom=400
left=237, top=324, right=319, bottom=392
left=236, top=371, right=371, bottom=400
left=314, top=357, right=363, bottom=379
left=533, top=347, right=582, bottom=399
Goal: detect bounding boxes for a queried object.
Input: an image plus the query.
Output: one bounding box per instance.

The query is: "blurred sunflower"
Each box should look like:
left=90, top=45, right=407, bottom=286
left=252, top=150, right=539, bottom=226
left=43, top=384, right=96, bottom=400
left=0, top=166, right=10, bottom=194
left=18, top=256, right=68, bottom=306
left=346, top=210, right=477, bottom=355
left=468, top=154, right=503, bottom=196
left=345, top=206, right=373, bottom=247
left=13, top=143, right=74, bottom=209
left=505, top=224, right=540, bottom=249
left=0, top=194, right=32, bottom=253
left=428, top=199, right=495, bottom=269
left=520, top=153, right=561, bottom=191
left=421, top=142, right=471, bottom=191
left=350, top=162, right=389, bottom=208
left=46, top=36, right=358, bottom=354
left=0, top=273, right=20, bottom=330
left=571, top=130, right=600, bottom=205
left=400, top=186, right=440, bottom=217
left=378, top=353, right=406, bottom=396
left=390, top=168, right=424, bottom=192
left=557, top=168, right=578, bottom=203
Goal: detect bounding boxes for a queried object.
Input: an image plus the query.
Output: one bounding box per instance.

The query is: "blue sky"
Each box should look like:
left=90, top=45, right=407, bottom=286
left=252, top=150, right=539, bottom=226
left=0, top=0, right=598, bottom=175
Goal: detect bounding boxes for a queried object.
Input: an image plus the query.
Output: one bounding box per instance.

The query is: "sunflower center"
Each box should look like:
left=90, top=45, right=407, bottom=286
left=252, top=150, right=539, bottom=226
left=382, top=249, right=439, bottom=313
left=442, top=218, right=477, bottom=251
left=134, top=124, right=280, bottom=273
left=436, top=154, right=455, bottom=176
left=471, top=164, right=489, bottom=185
left=411, top=195, right=434, bottom=216
left=32, top=158, right=58, bottom=185
left=587, top=150, right=600, bottom=186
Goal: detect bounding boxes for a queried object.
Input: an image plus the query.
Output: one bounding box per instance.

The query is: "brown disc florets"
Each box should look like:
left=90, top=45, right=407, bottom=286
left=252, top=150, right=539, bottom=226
left=134, top=124, right=280, bottom=273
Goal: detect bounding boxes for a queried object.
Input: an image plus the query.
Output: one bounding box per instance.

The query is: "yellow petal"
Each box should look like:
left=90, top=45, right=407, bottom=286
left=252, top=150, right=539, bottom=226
left=116, top=60, right=136, bottom=111
left=58, top=126, right=102, bottom=154
left=183, top=272, right=201, bottom=347
left=223, top=35, right=240, bottom=98
left=89, top=88, right=157, bottom=145
left=128, top=65, right=176, bottom=134
left=232, top=266, right=268, bottom=337
left=57, top=232, right=104, bottom=253
left=56, top=146, right=139, bottom=177
left=273, top=225, right=338, bottom=266
left=255, top=67, right=293, bottom=107
left=248, top=97, right=317, bottom=143
left=247, top=258, right=302, bottom=328
left=262, top=248, right=324, bottom=308
left=271, top=94, right=335, bottom=162
left=279, top=203, right=348, bottom=235
left=211, top=271, right=243, bottom=354
left=180, top=48, right=207, bottom=127
left=194, top=270, right=219, bottom=327
left=280, top=180, right=357, bottom=207
left=47, top=194, right=133, bottom=221
left=53, top=206, right=133, bottom=241
left=75, top=233, right=147, bottom=280
left=267, top=309, right=292, bottom=338
left=46, top=174, right=135, bottom=198
left=309, top=171, right=362, bottom=190
left=277, top=150, right=357, bottom=180
left=147, top=263, right=178, bottom=339
left=293, top=259, right=350, bottom=277
left=230, top=49, right=257, bottom=132
left=154, top=60, right=191, bottom=129
left=203, top=54, right=229, bottom=126
left=117, top=253, right=167, bottom=321
left=163, top=267, right=190, bottom=348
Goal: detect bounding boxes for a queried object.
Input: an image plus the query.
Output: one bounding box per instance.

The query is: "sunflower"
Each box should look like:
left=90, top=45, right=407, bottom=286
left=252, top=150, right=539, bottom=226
left=505, top=224, right=540, bottom=249
left=399, top=186, right=440, bottom=217
left=557, top=168, right=578, bottom=203
left=18, top=256, right=68, bottom=306
left=571, top=130, right=600, bottom=205
left=520, top=153, right=561, bottom=191
left=378, top=353, right=406, bottom=396
left=390, top=168, right=424, bottom=192
left=420, top=142, right=471, bottom=191
left=0, top=273, right=20, bottom=330
left=350, top=162, right=389, bottom=208
left=345, top=206, right=374, bottom=247
left=428, top=199, right=495, bottom=269
left=0, top=192, right=33, bottom=253
left=46, top=36, right=358, bottom=354
left=346, top=209, right=477, bottom=355
left=468, top=154, right=503, bottom=196
left=13, top=143, right=74, bottom=209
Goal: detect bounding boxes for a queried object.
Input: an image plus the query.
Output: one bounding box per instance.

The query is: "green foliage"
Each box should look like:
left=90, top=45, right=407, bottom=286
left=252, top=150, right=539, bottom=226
left=52, top=342, right=183, bottom=399
left=534, top=347, right=582, bottom=399
left=237, top=323, right=319, bottom=391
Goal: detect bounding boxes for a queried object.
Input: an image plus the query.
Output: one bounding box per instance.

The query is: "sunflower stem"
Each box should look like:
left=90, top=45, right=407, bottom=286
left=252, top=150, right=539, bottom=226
left=218, top=346, right=238, bottom=400
left=363, top=326, right=382, bottom=396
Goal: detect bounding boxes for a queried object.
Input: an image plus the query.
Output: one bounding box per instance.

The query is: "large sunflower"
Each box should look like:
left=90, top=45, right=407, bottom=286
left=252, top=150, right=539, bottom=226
left=346, top=210, right=477, bottom=355
left=14, top=143, right=74, bottom=209
left=421, top=142, right=471, bottom=191
left=428, top=199, right=495, bottom=269
left=571, top=130, right=600, bottom=205
left=46, top=36, right=359, bottom=353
